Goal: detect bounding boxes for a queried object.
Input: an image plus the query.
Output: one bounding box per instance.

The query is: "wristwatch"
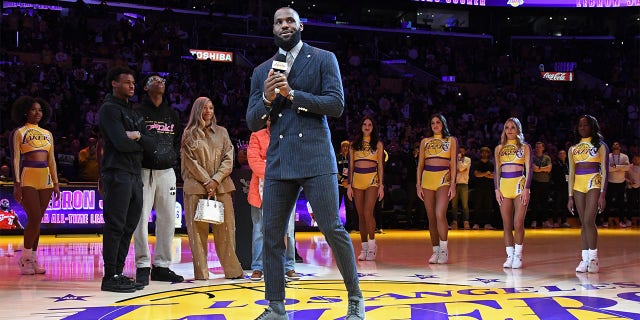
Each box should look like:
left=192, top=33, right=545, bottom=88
left=287, top=90, right=295, bottom=101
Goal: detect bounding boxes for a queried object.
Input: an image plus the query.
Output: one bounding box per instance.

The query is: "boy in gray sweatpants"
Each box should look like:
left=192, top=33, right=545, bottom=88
left=133, top=73, right=184, bottom=285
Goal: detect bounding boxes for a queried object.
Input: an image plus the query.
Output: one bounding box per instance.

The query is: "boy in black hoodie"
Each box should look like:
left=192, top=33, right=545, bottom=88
left=133, top=73, right=184, bottom=285
left=99, top=67, right=155, bottom=293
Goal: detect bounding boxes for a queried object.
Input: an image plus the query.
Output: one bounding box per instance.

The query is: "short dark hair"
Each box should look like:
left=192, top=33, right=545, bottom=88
left=105, top=66, right=135, bottom=90
left=11, top=96, right=51, bottom=125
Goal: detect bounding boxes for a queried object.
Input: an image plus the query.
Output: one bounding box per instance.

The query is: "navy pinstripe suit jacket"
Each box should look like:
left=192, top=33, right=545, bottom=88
left=246, top=42, right=344, bottom=180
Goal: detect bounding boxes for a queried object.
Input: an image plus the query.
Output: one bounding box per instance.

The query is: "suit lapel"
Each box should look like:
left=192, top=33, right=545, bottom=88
left=287, top=43, right=312, bottom=87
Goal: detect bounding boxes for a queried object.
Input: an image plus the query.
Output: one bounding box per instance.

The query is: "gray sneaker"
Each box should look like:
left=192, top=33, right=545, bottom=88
left=346, top=296, right=365, bottom=319
left=255, top=307, right=289, bottom=320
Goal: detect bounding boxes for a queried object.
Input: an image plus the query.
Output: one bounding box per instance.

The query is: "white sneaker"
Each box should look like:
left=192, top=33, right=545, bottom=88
left=619, top=221, right=628, bottom=228
left=437, top=248, right=448, bottom=264
left=366, top=243, right=377, bottom=261
left=32, top=258, right=46, bottom=274
left=530, top=221, right=537, bottom=228
left=428, top=252, right=439, bottom=264
left=575, top=260, right=588, bottom=273
left=503, top=256, right=513, bottom=268
left=587, top=259, right=599, bottom=273
left=357, top=243, right=368, bottom=261
left=511, top=254, right=522, bottom=269
left=19, top=256, right=35, bottom=275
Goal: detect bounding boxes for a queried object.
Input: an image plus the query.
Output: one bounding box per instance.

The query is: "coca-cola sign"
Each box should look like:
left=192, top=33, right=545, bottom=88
left=541, top=72, right=574, bottom=82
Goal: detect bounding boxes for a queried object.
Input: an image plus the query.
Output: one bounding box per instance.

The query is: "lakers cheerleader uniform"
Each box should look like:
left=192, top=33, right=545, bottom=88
left=569, top=137, right=608, bottom=274
left=495, top=140, right=531, bottom=199
left=352, top=137, right=380, bottom=190
left=421, top=135, right=456, bottom=191
left=568, top=137, right=608, bottom=196
left=12, top=123, right=58, bottom=189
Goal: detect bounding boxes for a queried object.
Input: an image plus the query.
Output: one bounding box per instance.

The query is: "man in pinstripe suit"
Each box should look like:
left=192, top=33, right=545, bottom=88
left=246, top=7, right=365, bottom=320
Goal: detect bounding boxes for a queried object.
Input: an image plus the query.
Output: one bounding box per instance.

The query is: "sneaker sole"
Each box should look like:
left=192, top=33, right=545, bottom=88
left=101, top=286, right=136, bottom=293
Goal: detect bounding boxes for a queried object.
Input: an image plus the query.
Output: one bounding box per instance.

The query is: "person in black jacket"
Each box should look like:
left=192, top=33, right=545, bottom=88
left=133, top=73, right=184, bottom=286
left=98, top=66, right=155, bottom=293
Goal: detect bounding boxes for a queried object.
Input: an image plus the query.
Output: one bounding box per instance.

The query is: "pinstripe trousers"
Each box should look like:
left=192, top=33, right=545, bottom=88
left=262, top=173, right=361, bottom=301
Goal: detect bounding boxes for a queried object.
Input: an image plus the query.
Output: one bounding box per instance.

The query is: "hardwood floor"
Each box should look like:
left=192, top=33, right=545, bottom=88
left=0, top=228, right=638, bottom=319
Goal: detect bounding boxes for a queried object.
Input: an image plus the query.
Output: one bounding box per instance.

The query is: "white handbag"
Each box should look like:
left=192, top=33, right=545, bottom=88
left=194, top=196, right=224, bottom=224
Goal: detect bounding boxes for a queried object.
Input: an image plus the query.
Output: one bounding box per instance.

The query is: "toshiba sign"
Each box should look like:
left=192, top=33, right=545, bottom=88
left=189, top=49, right=234, bottom=62
left=541, top=72, right=574, bottom=82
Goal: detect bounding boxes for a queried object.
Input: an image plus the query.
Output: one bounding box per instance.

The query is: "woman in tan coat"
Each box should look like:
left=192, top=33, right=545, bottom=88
left=181, top=97, right=243, bottom=280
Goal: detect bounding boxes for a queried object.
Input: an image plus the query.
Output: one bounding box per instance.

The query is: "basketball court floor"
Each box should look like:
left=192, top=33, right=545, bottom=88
left=0, top=228, right=638, bottom=319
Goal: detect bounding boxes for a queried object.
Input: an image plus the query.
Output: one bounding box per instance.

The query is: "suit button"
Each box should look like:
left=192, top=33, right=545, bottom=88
left=278, top=113, right=283, bottom=117
left=279, top=135, right=284, bottom=139
left=299, top=133, right=303, bottom=137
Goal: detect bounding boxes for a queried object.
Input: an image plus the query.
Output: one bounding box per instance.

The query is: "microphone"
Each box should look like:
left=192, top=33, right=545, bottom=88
left=272, top=54, right=287, bottom=74
left=261, top=54, right=288, bottom=120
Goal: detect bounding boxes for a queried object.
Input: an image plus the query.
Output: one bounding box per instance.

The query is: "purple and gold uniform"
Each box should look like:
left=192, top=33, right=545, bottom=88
left=568, top=137, right=608, bottom=195
left=12, top=123, right=58, bottom=189
left=495, top=139, right=531, bottom=199
left=421, top=135, right=454, bottom=191
left=352, top=138, right=380, bottom=190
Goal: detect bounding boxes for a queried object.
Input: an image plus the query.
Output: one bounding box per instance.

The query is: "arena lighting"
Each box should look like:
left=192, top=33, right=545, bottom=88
left=54, top=0, right=251, bottom=19
left=410, top=0, right=640, bottom=7
left=381, top=59, right=407, bottom=64
left=3, top=1, right=63, bottom=10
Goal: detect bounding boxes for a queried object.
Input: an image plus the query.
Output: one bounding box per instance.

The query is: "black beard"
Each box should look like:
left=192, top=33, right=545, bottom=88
left=274, top=30, right=301, bottom=51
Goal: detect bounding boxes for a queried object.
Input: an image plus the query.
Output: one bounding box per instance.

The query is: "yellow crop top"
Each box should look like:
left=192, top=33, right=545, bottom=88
left=570, top=138, right=603, bottom=165
left=498, top=139, right=526, bottom=165
left=353, top=138, right=379, bottom=162
left=423, top=135, right=453, bottom=161
left=12, top=123, right=58, bottom=184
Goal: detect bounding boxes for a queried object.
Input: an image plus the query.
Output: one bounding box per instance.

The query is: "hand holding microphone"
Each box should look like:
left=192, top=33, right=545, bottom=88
left=263, top=54, right=290, bottom=102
